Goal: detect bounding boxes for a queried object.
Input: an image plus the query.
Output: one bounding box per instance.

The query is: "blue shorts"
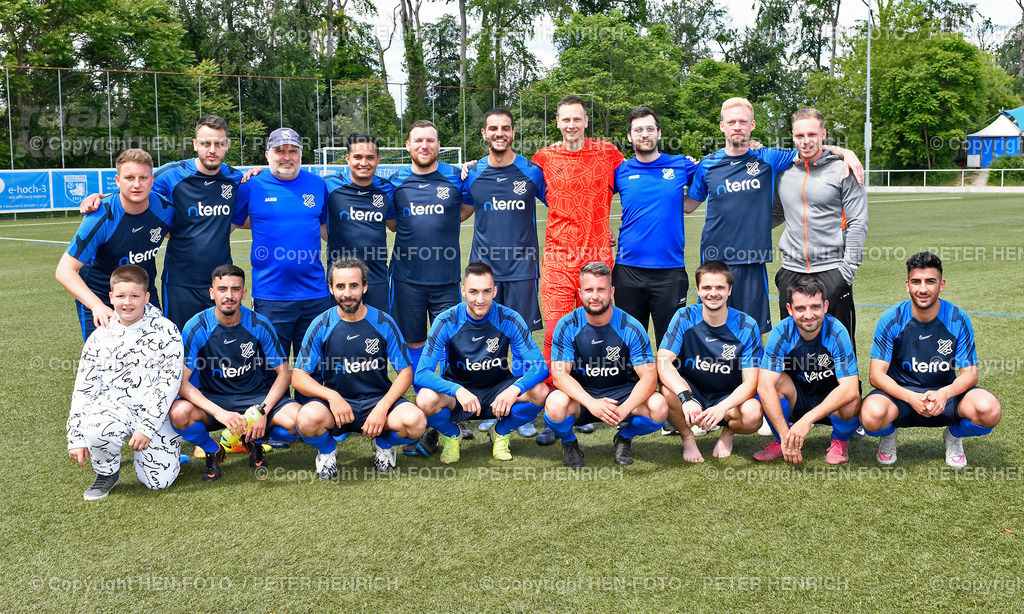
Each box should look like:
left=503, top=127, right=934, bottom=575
left=252, top=295, right=335, bottom=355
left=327, top=397, right=413, bottom=436
left=450, top=376, right=520, bottom=422
left=866, top=386, right=976, bottom=428
left=389, top=278, right=460, bottom=344
left=726, top=263, right=771, bottom=334
left=577, top=383, right=635, bottom=426
left=200, top=392, right=298, bottom=433
left=163, top=283, right=215, bottom=331
left=496, top=279, right=543, bottom=332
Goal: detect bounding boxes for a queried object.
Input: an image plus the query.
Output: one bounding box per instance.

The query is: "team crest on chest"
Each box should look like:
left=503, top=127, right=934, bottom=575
left=721, top=344, right=737, bottom=360
left=372, top=194, right=384, bottom=208
left=605, top=346, right=620, bottom=362
left=936, top=339, right=953, bottom=356
left=240, top=342, right=255, bottom=359
left=365, top=338, right=380, bottom=354
left=221, top=184, right=233, bottom=200
left=817, top=353, right=832, bottom=368
left=486, top=337, right=500, bottom=353
left=436, top=186, right=450, bottom=200
left=150, top=228, right=162, bottom=243
left=662, top=168, right=675, bottom=180
left=745, top=161, right=760, bottom=177
left=513, top=180, right=527, bottom=196
left=302, top=194, right=316, bottom=208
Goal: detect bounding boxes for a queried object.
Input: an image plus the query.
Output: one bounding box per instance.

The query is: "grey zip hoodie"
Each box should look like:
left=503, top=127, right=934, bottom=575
left=772, top=149, right=868, bottom=283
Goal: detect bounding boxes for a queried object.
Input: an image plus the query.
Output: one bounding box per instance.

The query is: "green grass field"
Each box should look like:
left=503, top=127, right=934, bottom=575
left=2, top=193, right=1022, bottom=611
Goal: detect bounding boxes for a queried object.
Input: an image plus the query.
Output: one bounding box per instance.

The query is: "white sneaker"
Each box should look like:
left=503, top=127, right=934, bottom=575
left=757, top=417, right=773, bottom=437
left=877, top=431, right=897, bottom=465
left=943, top=426, right=967, bottom=468
left=315, top=449, right=338, bottom=479
left=690, top=425, right=708, bottom=437
left=371, top=438, right=397, bottom=473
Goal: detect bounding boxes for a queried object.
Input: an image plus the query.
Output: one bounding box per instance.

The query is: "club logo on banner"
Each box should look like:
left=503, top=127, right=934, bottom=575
left=64, top=175, right=88, bottom=204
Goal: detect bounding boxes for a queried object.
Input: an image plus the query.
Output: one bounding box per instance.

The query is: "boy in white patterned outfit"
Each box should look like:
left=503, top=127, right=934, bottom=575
left=67, top=265, right=185, bottom=500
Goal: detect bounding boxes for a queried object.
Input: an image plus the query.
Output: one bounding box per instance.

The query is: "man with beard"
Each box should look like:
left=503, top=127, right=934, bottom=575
left=755, top=275, right=861, bottom=465
left=656, top=260, right=763, bottom=462
left=860, top=252, right=1001, bottom=467
left=292, top=258, right=426, bottom=476
left=169, top=265, right=302, bottom=482
left=544, top=262, right=667, bottom=468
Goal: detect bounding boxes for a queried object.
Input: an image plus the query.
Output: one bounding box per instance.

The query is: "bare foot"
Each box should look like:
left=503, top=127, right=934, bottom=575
left=681, top=436, right=704, bottom=463
left=712, top=428, right=734, bottom=458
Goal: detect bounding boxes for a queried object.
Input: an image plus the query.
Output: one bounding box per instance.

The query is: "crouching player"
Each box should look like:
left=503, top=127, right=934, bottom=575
left=861, top=252, right=1001, bottom=467
left=414, top=263, right=549, bottom=463
left=657, top=261, right=763, bottom=462
left=544, top=262, right=667, bottom=467
left=170, top=265, right=302, bottom=481
left=755, top=275, right=861, bottom=464
left=67, top=265, right=184, bottom=500
left=292, top=257, right=426, bottom=477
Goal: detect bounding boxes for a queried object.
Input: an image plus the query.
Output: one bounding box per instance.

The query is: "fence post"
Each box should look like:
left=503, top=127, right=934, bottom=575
left=237, top=76, right=243, bottom=166
left=153, top=72, right=161, bottom=166
left=198, top=75, right=202, bottom=115
left=329, top=79, right=335, bottom=147
left=57, top=69, right=66, bottom=168
left=5, top=66, right=13, bottom=169
left=315, top=79, right=321, bottom=153
left=365, top=81, right=370, bottom=135
left=278, top=78, right=283, bottom=127
left=106, top=71, right=113, bottom=167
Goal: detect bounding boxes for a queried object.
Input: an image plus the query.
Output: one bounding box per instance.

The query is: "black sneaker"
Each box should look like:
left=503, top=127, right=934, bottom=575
left=575, top=422, right=596, bottom=433
left=613, top=432, right=633, bottom=465
left=536, top=425, right=556, bottom=446
left=202, top=443, right=226, bottom=482
left=83, top=472, right=120, bottom=501
left=562, top=439, right=584, bottom=468
left=458, top=421, right=474, bottom=440
left=244, top=438, right=266, bottom=468
left=403, top=428, right=440, bottom=457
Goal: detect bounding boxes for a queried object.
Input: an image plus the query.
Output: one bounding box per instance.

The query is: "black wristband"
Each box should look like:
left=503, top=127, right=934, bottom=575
left=679, top=390, right=696, bottom=405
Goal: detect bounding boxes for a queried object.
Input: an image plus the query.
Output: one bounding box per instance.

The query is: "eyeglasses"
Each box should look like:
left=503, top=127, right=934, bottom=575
left=631, top=126, right=658, bottom=134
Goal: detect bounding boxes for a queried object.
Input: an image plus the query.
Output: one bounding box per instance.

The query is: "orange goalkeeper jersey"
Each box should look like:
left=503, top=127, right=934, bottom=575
left=532, top=138, right=623, bottom=267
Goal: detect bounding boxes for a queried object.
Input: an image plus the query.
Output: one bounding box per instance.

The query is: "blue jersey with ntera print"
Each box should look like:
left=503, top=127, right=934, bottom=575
left=687, top=148, right=793, bottom=264
left=415, top=302, right=549, bottom=396
left=614, top=153, right=696, bottom=269
left=182, top=306, right=285, bottom=397
left=871, top=299, right=977, bottom=390
left=660, top=305, right=762, bottom=396
left=231, top=169, right=329, bottom=301
left=761, top=315, right=857, bottom=398
left=324, top=172, right=396, bottom=287
left=462, top=154, right=546, bottom=281
left=552, top=307, right=654, bottom=394
left=389, top=162, right=467, bottom=285
left=153, top=159, right=247, bottom=288
left=295, top=306, right=411, bottom=401
left=66, top=192, right=174, bottom=306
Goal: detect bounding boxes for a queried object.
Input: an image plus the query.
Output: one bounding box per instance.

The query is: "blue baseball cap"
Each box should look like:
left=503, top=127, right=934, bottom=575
left=267, top=127, right=302, bottom=150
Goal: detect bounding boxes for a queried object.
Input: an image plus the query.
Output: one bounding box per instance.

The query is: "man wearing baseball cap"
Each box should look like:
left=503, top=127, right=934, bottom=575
left=232, top=128, right=332, bottom=376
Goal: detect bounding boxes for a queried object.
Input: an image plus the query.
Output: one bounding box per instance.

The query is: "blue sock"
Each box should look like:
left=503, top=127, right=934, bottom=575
left=175, top=422, right=219, bottom=454
left=949, top=418, right=993, bottom=438
left=865, top=424, right=896, bottom=437
left=496, top=402, right=542, bottom=435
left=764, top=398, right=792, bottom=443
left=408, top=346, right=424, bottom=392
left=544, top=413, right=577, bottom=443
left=830, top=415, right=861, bottom=442
left=619, top=415, right=663, bottom=440
left=426, top=408, right=460, bottom=438
left=375, top=431, right=416, bottom=448
left=302, top=431, right=338, bottom=455
left=269, top=425, right=300, bottom=443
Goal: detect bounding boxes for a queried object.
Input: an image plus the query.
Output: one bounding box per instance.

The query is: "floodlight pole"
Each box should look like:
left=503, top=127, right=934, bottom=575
left=863, top=0, right=873, bottom=187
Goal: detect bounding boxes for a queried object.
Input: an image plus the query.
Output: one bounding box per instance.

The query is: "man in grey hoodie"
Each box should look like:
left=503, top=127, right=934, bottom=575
left=773, top=108, right=868, bottom=342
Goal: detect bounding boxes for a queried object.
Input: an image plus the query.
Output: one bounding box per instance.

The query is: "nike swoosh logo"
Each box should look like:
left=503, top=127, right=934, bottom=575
left=224, top=339, right=236, bottom=344
left=591, top=339, right=604, bottom=345
left=417, top=183, right=429, bottom=189
left=358, top=191, right=369, bottom=195
left=496, top=177, right=507, bottom=182
left=347, top=334, right=360, bottom=340
left=730, top=160, right=742, bottom=165
left=533, top=318, right=542, bottom=324
left=705, top=337, right=717, bottom=343
left=919, top=335, right=932, bottom=340
left=205, top=180, right=216, bottom=185
left=132, top=226, right=143, bottom=233
left=472, top=336, right=485, bottom=342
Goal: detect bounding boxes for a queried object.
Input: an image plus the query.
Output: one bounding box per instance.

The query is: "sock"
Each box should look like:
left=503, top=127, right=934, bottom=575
left=765, top=397, right=792, bottom=443
left=544, top=413, right=577, bottom=443
left=830, top=415, right=861, bottom=442
left=175, top=422, right=220, bottom=454
left=302, top=431, right=337, bottom=455
left=496, top=402, right=542, bottom=435
left=949, top=418, right=993, bottom=438
left=408, top=346, right=424, bottom=392
left=333, top=432, right=350, bottom=443
left=426, top=408, right=460, bottom=438
left=619, top=415, right=663, bottom=440
left=375, top=431, right=416, bottom=448
left=865, top=424, right=896, bottom=438
left=268, top=425, right=300, bottom=443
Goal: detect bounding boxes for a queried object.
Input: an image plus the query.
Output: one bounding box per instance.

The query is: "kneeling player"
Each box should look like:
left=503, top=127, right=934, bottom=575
left=755, top=275, right=861, bottom=464
left=544, top=262, right=667, bottom=467
left=657, top=261, right=763, bottom=462
left=292, top=257, right=426, bottom=476
left=67, top=265, right=184, bottom=500
left=860, top=252, right=1001, bottom=467
left=170, top=265, right=302, bottom=481
left=415, top=263, right=549, bottom=463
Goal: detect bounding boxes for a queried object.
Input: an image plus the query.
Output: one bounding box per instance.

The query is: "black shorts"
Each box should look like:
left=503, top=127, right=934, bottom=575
left=162, top=282, right=215, bottom=332
left=328, top=397, right=414, bottom=436
left=389, top=278, right=460, bottom=344
left=789, top=390, right=833, bottom=426
left=201, top=392, right=297, bottom=431
left=725, top=263, right=771, bottom=334
left=495, top=279, right=543, bottom=332
left=252, top=296, right=335, bottom=353
left=577, top=383, right=635, bottom=426
left=450, top=377, right=520, bottom=422
left=866, top=386, right=977, bottom=428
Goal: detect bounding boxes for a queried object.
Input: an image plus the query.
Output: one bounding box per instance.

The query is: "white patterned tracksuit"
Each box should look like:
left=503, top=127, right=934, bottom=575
left=67, top=304, right=185, bottom=489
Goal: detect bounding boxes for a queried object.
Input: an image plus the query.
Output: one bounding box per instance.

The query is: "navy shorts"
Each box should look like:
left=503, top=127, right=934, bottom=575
left=726, top=263, right=771, bottom=334
left=163, top=282, right=215, bottom=331
left=789, top=390, right=833, bottom=426
left=327, top=397, right=413, bottom=436
left=577, top=383, right=635, bottom=426
left=200, top=392, right=298, bottom=432
left=252, top=295, right=335, bottom=355
left=866, top=386, right=976, bottom=428
left=450, top=376, right=521, bottom=422
left=496, top=279, right=543, bottom=332
left=389, top=278, right=460, bottom=344
left=364, top=282, right=389, bottom=313
left=681, top=379, right=731, bottom=414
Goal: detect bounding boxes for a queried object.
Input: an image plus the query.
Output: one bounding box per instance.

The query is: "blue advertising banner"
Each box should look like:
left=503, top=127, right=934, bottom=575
left=0, top=171, right=51, bottom=211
